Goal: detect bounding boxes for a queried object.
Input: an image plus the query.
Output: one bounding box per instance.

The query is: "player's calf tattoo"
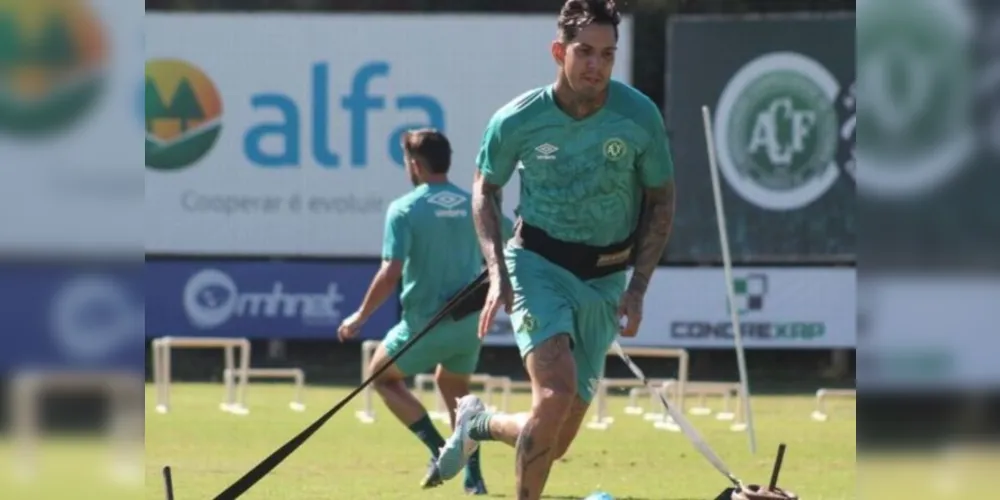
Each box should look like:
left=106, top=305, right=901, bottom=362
left=523, top=449, right=550, bottom=468
left=515, top=422, right=553, bottom=500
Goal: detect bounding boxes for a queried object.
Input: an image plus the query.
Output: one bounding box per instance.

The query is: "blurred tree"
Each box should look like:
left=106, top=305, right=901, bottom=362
left=145, top=78, right=168, bottom=133
left=35, top=15, right=77, bottom=69
left=168, top=78, right=204, bottom=132
left=0, top=13, right=21, bottom=71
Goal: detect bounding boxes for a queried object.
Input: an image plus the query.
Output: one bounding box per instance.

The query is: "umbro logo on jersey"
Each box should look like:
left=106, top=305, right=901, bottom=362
left=427, top=191, right=468, bottom=218
left=427, top=191, right=466, bottom=209
left=587, top=377, right=600, bottom=397
left=534, top=143, right=558, bottom=160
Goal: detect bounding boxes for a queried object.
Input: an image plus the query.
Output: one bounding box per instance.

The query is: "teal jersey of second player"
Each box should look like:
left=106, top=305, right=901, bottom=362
left=382, top=182, right=511, bottom=325
left=477, top=80, right=674, bottom=246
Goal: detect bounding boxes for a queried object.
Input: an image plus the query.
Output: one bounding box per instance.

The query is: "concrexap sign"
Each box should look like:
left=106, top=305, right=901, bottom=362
left=858, top=275, right=1000, bottom=390
left=635, top=267, right=856, bottom=349
left=482, top=267, right=855, bottom=349
left=144, top=260, right=399, bottom=340
left=664, top=14, right=855, bottom=263
left=144, top=14, right=632, bottom=257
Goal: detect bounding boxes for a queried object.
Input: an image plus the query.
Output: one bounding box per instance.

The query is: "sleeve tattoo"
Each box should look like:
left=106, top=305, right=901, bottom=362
left=472, top=173, right=508, bottom=277
left=629, top=180, right=676, bottom=295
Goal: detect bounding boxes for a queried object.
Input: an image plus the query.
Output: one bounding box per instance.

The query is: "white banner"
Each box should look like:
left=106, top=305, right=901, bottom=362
left=483, top=267, right=856, bottom=349
left=858, top=275, right=1000, bottom=390
left=0, top=0, right=143, bottom=254
left=144, top=14, right=633, bottom=256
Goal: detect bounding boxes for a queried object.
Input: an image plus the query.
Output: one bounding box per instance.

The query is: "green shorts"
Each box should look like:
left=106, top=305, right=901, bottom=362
left=506, top=246, right=627, bottom=404
left=382, top=314, right=482, bottom=376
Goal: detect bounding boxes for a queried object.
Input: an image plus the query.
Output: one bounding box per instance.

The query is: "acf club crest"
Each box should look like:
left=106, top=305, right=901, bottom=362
left=713, top=52, right=848, bottom=211
left=603, top=137, right=627, bottom=161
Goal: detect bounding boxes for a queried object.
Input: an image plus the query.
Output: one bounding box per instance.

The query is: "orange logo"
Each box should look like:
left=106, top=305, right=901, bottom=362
left=0, top=0, right=108, bottom=134
left=145, top=58, right=223, bottom=171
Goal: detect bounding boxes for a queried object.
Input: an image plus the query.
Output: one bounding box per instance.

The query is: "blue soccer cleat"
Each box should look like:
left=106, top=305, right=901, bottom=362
left=464, top=476, right=488, bottom=495
left=435, top=394, right=484, bottom=481
left=419, top=458, right=443, bottom=489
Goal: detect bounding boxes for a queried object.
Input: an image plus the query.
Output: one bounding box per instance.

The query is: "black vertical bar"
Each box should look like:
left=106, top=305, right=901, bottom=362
left=163, top=466, right=175, bottom=500
left=768, top=443, right=787, bottom=491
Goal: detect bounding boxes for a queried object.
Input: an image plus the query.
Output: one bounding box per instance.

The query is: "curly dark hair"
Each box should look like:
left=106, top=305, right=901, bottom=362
left=557, top=0, right=622, bottom=43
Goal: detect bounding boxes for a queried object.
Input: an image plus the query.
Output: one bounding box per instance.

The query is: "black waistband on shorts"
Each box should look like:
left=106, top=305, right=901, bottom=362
left=447, top=272, right=490, bottom=321
left=514, top=219, right=636, bottom=281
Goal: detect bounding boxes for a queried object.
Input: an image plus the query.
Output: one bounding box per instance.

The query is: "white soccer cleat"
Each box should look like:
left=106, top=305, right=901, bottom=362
left=434, top=394, right=484, bottom=481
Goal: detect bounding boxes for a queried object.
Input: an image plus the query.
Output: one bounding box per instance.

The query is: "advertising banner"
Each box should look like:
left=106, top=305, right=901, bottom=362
left=858, top=0, right=1000, bottom=270
left=483, top=267, right=856, bottom=349
left=858, top=275, right=1000, bottom=390
left=0, top=0, right=143, bottom=253
left=664, top=14, right=855, bottom=263
left=0, top=264, right=144, bottom=372
left=144, top=260, right=399, bottom=340
left=144, top=14, right=633, bottom=256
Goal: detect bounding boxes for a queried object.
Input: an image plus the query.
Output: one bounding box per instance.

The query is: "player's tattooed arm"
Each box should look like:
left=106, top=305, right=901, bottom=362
left=472, top=170, right=509, bottom=280
left=628, top=180, right=676, bottom=295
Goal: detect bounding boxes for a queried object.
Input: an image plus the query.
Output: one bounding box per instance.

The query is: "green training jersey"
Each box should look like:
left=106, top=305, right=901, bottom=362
left=477, top=80, right=674, bottom=246
left=383, top=182, right=512, bottom=325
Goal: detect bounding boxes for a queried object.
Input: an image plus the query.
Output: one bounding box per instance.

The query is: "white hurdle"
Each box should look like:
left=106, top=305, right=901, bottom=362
left=587, top=378, right=674, bottom=430
left=355, top=340, right=514, bottom=423
left=10, top=370, right=143, bottom=482
left=626, top=383, right=680, bottom=422
left=414, top=373, right=513, bottom=422
left=662, top=380, right=747, bottom=432
left=587, top=346, right=689, bottom=431
left=811, top=388, right=856, bottom=422
left=413, top=373, right=450, bottom=422
left=679, top=381, right=742, bottom=418
left=355, top=340, right=380, bottom=423
left=222, top=368, right=307, bottom=412
left=152, top=336, right=251, bottom=415
left=483, top=376, right=513, bottom=413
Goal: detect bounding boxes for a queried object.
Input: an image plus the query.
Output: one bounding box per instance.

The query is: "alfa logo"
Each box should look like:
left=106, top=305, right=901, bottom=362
left=714, top=52, right=842, bottom=211
left=0, top=0, right=108, bottom=135
left=145, top=58, right=223, bottom=171
left=603, top=138, right=626, bottom=161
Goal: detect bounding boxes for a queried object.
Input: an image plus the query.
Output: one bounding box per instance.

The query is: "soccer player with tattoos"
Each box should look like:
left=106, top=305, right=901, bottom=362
left=432, top=1, right=676, bottom=499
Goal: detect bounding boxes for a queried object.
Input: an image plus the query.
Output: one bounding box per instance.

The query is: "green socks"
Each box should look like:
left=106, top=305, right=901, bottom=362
left=464, top=447, right=483, bottom=485
left=408, top=414, right=446, bottom=457
left=468, top=412, right=495, bottom=441
left=465, top=414, right=490, bottom=488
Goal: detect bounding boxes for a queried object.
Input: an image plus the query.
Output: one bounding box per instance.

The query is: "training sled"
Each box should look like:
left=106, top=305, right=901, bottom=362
left=715, top=444, right=799, bottom=500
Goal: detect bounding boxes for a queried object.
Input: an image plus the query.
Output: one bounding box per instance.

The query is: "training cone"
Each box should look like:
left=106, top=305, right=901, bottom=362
left=583, top=491, right=614, bottom=500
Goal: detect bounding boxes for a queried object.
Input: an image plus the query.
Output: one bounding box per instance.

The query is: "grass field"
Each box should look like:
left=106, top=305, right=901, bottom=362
left=145, top=383, right=856, bottom=499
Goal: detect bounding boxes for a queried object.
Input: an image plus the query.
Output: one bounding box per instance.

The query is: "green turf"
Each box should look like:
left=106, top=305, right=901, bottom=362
left=145, top=383, right=855, bottom=499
